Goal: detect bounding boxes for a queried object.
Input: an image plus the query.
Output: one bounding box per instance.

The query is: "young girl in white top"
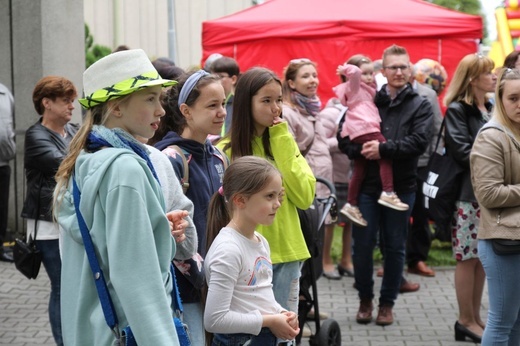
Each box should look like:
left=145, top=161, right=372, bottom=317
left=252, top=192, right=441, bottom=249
left=204, top=156, right=299, bottom=346
left=334, top=54, right=408, bottom=227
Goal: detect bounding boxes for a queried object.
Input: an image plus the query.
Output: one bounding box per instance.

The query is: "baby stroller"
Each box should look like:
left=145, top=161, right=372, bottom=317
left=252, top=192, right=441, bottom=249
left=296, top=177, right=341, bottom=346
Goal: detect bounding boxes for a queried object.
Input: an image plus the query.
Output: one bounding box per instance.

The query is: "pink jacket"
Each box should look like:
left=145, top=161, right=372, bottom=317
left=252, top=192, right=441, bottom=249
left=318, top=99, right=351, bottom=184
left=333, top=64, right=381, bottom=140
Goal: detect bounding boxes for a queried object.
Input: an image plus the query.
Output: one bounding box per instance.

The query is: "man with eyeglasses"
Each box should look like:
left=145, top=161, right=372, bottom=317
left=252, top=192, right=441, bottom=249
left=338, top=44, right=433, bottom=326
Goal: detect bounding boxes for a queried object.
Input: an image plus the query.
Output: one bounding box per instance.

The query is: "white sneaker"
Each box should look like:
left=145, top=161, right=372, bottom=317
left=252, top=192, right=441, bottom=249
left=378, top=192, right=409, bottom=211
left=340, top=203, right=368, bottom=227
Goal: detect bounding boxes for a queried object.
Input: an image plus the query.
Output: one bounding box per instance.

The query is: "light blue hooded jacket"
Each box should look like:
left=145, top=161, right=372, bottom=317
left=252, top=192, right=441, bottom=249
left=56, top=147, right=180, bottom=345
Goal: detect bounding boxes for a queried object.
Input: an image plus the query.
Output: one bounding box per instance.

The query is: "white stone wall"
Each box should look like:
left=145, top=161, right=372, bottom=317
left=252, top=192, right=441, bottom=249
left=84, top=0, right=252, bottom=69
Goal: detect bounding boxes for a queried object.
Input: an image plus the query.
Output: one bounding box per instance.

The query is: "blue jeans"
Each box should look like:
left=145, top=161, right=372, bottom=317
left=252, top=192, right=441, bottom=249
left=212, top=328, right=277, bottom=346
left=183, top=302, right=205, bottom=346
left=352, top=192, right=414, bottom=306
left=272, top=261, right=301, bottom=313
left=36, top=239, right=63, bottom=346
left=479, top=239, right=520, bottom=345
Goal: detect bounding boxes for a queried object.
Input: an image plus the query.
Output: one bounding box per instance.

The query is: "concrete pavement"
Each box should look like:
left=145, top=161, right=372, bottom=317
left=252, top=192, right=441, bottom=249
left=0, top=262, right=484, bottom=345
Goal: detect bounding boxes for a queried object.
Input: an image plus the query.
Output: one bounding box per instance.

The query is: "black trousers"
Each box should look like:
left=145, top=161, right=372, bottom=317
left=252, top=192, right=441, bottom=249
left=406, top=167, right=432, bottom=267
left=0, top=165, right=10, bottom=245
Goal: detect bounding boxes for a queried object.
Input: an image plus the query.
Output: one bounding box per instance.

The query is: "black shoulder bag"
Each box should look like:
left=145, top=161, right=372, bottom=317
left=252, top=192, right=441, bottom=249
left=13, top=180, right=43, bottom=279
left=421, top=118, right=465, bottom=242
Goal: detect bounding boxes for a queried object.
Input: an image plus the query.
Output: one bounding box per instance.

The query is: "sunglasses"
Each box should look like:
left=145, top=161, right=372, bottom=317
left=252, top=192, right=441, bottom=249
left=503, top=67, right=520, bottom=77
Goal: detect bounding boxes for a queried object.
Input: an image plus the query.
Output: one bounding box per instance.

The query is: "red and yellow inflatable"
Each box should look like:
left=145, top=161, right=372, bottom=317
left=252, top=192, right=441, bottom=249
left=489, top=0, right=520, bottom=67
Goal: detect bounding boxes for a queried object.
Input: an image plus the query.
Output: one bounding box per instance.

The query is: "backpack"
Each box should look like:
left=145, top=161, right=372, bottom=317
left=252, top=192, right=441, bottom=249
left=166, top=145, right=229, bottom=194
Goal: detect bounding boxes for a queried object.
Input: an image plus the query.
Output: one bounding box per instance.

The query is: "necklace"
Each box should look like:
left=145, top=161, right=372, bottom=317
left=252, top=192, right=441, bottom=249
left=230, top=220, right=256, bottom=241
left=230, top=220, right=243, bottom=235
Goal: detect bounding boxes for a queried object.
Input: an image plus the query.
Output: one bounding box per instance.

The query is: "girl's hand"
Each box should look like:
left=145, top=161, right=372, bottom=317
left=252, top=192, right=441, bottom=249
left=166, top=210, right=189, bottom=242
left=263, top=314, right=300, bottom=341
left=336, top=64, right=347, bottom=76
left=282, top=311, right=299, bottom=330
left=272, top=116, right=284, bottom=126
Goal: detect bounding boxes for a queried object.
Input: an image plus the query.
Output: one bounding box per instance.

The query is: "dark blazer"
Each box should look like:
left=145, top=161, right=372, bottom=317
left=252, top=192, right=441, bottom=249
left=21, top=119, right=78, bottom=222
left=445, top=100, right=492, bottom=202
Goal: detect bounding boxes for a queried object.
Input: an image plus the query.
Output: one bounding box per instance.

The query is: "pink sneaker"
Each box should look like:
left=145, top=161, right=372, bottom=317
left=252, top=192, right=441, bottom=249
left=378, top=192, right=409, bottom=211
left=340, top=203, right=368, bottom=227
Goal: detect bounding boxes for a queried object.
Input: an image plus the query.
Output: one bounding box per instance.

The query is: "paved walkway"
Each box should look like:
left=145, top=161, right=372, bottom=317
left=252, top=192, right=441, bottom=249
left=0, top=262, right=485, bottom=345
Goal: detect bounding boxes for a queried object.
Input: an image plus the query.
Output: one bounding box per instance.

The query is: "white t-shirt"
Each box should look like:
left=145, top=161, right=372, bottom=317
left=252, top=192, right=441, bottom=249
left=26, top=219, right=61, bottom=240
left=375, top=72, right=388, bottom=91
left=204, top=227, right=283, bottom=335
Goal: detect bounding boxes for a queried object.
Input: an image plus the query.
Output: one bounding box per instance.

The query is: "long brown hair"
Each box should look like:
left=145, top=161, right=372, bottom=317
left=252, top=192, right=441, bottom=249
left=223, top=67, right=281, bottom=161
left=443, top=53, right=495, bottom=107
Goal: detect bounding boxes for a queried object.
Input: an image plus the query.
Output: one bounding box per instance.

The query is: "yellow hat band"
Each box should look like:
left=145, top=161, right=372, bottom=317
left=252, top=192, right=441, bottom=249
left=79, top=71, right=176, bottom=109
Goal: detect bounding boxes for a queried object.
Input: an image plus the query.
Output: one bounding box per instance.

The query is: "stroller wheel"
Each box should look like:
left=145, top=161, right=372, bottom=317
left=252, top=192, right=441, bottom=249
left=315, top=319, right=341, bottom=346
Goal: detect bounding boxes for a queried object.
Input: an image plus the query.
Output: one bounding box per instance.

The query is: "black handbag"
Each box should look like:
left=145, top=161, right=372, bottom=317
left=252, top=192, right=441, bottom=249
left=14, top=185, right=42, bottom=280
left=491, top=239, right=520, bottom=256
left=13, top=235, right=42, bottom=279
left=422, top=119, right=465, bottom=242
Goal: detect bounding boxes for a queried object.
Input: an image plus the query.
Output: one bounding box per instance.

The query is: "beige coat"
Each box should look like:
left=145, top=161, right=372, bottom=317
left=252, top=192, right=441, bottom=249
left=470, top=120, right=520, bottom=240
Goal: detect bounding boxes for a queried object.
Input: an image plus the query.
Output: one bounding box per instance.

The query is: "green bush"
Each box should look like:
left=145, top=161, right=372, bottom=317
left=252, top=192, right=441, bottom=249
left=331, top=226, right=456, bottom=266
left=85, top=24, right=112, bottom=68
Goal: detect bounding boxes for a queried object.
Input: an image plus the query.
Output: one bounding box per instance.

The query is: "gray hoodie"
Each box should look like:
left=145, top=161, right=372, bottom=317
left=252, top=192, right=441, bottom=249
left=0, top=83, right=15, bottom=167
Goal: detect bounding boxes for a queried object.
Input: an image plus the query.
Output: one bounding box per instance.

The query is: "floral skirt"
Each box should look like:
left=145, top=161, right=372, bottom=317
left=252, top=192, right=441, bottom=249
left=451, top=201, right=480, bottom=261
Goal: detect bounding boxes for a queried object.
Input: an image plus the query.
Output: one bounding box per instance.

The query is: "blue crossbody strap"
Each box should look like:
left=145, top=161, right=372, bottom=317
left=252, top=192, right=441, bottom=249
left=72, top=177, right=120, bottom=337
left=170, top=263, right=183, bottom=316
left=73, top=177, right=187, bottom=343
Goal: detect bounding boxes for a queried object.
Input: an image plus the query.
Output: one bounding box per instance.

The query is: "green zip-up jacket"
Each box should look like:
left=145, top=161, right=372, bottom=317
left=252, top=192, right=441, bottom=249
left=218, top=122, right=314, bottom=263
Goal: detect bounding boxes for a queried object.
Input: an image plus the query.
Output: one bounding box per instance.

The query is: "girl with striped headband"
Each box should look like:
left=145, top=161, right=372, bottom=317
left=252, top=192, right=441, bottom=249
left=151, top=69, right=229, bottom=346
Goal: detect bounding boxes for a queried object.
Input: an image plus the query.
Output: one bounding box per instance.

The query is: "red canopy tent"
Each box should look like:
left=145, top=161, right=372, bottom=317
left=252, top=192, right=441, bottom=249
left=202, top=0, right=483, bottom=101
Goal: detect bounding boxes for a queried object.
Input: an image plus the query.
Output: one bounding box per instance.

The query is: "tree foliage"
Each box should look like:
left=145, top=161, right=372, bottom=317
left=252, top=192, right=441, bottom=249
left=85, top=24, right=112, bottom=68
left=428, top=0, right=488, bottom=41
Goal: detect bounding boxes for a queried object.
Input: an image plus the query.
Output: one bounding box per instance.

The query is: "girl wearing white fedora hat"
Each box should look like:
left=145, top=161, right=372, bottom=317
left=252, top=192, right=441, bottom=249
left=54, top=49, right=188, bottom=345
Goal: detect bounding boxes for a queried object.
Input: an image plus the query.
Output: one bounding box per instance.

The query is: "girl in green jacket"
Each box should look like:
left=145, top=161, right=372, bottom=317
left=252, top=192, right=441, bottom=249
left=218, top=67, right=315, bottom=316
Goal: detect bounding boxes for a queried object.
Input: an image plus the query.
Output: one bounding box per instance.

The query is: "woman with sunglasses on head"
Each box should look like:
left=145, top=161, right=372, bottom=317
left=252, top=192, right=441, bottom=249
left=471, top=67, right=520, bottom=345
left=444, top=52, right=496, bottom=343
left=281, top=58, right=341, bottom=280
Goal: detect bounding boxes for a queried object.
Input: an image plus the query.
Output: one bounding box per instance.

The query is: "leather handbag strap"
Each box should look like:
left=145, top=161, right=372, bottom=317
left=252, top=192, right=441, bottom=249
left=32, top=178, right=43, bottom=242
left=433, top=118, right=445, bottom=153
